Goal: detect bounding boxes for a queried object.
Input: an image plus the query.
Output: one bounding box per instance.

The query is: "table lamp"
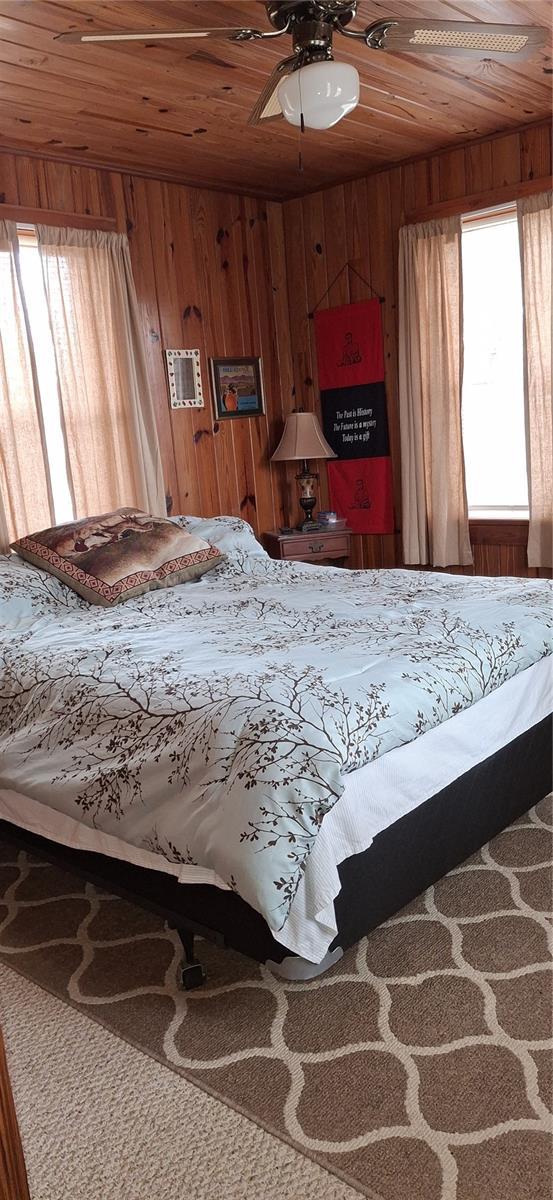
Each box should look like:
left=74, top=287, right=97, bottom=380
left=271, top=409, right=336, bottom=531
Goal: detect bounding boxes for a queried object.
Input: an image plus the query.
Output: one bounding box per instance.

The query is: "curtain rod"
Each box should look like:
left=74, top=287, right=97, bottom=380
left=0, top=203, right=117, bottom=232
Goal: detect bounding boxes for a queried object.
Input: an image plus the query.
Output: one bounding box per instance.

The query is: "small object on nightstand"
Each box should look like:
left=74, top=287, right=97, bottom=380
left=263, top=527, right=352, bottom=568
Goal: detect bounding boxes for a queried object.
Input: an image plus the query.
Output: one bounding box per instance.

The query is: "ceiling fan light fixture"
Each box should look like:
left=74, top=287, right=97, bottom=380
left=277, top=60, right=359, bottom=130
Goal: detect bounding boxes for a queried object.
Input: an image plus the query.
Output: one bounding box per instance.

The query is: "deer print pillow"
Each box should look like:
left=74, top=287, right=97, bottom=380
left=11, top=508, right=223, bottom=606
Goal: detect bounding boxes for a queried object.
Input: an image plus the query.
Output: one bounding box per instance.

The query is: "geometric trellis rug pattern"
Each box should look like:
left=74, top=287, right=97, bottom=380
left=0, top=796, right=551, bottom=1200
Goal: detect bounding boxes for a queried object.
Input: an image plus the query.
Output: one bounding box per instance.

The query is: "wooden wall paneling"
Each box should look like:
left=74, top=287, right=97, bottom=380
left=473, top=543, right=504, bottom=576
left=265, top=200, right=295, bottom=529
left=188, top=185, right=231, bottom=519
left=84, top=166, right=111, bottom=219
left=108, top=170, right=127, bottom=232
left=0, top=153, right=18, bottom=204
left=192, top=189, right=240, bottom=519
left=401, top=159, right=431, bottom=218
left=68, top=162, right=88, bottom=216
left=491, top=132, right=524, bottom=187
left=14, top=154, right=46, bottom=208
left=242, top=195, right=281, bottom=536
left=123, top=173, right=182, bottom=512
left=42, top=159, right=75, bottom=211
left=173, top=178, right=224, bottom=519
left=464, top=139, right=495, bottom=194
left=283, top=197, right=316, bottom=526
left=170, top=180, right=221, bottom=521
left=146, top=177, right=204, bottom=518
left=344, top=177, right=368, bottom=274
left=302, top=188, right=331, bottom=515
left=344, top=176, right=372, bottom=568
left=520, top=123, right=553, bottom=180
left=219, top=190, right=258, bottom=533
left=437, top=147, right=467, bottom=202
left=283, top=198, right=314, bottom=415
left=365, top=169, right=399, bottom=569
left=382, top=164, right=404, bottom=571
left=322, top=186, right=350, bottom=311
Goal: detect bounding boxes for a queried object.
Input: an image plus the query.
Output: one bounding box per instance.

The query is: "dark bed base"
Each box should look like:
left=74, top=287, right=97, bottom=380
left=1, top=716, right=551, bottom=986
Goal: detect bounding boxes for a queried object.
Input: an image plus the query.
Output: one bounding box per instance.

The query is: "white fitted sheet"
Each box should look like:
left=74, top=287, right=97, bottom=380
left=0, top=657, right=550, bottom=963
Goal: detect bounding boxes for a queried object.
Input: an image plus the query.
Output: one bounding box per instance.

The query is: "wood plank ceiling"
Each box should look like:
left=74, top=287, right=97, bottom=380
left=0, top=1, right=551, bottom=198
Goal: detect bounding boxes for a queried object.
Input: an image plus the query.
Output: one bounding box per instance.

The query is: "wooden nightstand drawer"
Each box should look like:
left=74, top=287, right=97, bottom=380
left=263, top=529, right=352, bottom=567
left=282, top=533, right=349, bottom=559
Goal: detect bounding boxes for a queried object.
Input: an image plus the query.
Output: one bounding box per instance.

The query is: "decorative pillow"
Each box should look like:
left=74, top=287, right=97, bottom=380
left=10, top=508, right=224, bottom=607
left=172, top=515, right=268, bottom=559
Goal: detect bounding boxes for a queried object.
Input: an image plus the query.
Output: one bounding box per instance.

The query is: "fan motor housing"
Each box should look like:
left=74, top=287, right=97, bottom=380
left=265, top=1, right=357, bottom=33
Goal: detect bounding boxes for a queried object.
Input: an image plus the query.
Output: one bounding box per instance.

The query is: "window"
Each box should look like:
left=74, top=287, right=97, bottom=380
left=461, top=206, right=528, bottom=518
left=16, top=228, right=74, bottom=525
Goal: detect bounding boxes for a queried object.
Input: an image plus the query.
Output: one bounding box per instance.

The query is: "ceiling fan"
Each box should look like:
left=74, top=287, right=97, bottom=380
left=55, top=0, right=547, bottom=131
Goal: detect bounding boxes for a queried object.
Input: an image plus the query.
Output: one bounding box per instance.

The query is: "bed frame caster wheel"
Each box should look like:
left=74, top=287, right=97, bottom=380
left=181, top=960, right=206, bottom=988
left=181, top=961, right=207, bottom=990
left=175, top=928, right=207, bottom=990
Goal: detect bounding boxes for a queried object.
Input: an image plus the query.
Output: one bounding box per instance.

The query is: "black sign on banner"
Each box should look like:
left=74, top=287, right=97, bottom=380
left=321, top=382, right=390, bottom=461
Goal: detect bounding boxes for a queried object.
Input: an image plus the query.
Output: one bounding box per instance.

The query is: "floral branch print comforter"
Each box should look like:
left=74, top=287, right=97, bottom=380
left=0, top=516, right=551, bottom=949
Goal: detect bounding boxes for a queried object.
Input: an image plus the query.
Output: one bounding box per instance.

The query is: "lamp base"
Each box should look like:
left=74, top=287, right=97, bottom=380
left=298, top=489, right=317, bottom=531
left=296, top=461, right=320, bottom=533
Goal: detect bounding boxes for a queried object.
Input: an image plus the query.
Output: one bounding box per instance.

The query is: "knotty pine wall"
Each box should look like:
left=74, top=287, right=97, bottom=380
left=0, top=149, right=294, bottom=536
left=1, top=124, right=551, bottom=576
left=281, top=120, right=552, bottom=577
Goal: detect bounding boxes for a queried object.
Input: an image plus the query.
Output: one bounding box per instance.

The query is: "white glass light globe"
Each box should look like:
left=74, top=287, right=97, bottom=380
left=277, top=60, right=360, bottom=130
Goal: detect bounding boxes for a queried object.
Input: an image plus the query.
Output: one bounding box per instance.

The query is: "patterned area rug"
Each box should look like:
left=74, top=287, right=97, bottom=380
left=1, top=798, right=552, bottom=1200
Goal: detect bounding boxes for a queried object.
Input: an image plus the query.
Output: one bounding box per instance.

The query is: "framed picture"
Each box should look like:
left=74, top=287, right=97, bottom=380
left=210, top=356, right=265, bottom=420
left=165, top=349, right=204, bottom=409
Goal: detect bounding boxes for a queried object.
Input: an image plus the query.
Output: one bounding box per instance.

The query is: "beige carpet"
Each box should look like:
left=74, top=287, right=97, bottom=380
left=0, top=796, right=552, bottom=1200
left=0, top=963, right=360, bottom=1200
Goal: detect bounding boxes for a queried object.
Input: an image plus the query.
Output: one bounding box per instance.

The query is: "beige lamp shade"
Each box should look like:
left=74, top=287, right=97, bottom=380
left=271, top=410, right=336, bottom=462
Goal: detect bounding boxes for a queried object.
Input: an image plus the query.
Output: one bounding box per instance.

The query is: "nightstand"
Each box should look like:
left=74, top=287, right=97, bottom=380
left=263, top=528, right=352, bottom=567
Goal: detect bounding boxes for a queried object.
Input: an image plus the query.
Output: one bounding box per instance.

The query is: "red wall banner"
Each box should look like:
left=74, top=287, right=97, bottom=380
left=314, top=299, right=394, bottom=535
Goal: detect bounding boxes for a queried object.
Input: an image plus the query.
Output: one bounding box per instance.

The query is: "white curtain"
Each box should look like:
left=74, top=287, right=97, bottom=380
left=36, top=226, right=166, bottom=519
left=399, top=216, right=472, bottom=568
left=0, top=222, right=54, bottom=552
left=517, top=191, right=552, bottom=569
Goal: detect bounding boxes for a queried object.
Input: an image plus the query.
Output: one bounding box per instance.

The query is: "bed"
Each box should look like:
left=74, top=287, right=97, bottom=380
left=1, top=515, right=551, bottom=985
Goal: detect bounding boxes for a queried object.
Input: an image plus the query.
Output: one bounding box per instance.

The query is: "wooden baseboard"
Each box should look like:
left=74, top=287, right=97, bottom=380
left=0, top=1028, right=30, bottom=1200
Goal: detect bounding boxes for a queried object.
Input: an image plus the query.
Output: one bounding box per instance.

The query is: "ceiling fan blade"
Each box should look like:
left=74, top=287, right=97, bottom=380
left=248, top=57, right=297, bottom=126
left=370, top=20, right=546, bottom=59
left=55, top=27, right=267, bottom=45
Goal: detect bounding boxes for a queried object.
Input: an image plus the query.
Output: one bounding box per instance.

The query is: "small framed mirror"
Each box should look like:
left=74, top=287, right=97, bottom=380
left=165, top=349, right=204, bottom=409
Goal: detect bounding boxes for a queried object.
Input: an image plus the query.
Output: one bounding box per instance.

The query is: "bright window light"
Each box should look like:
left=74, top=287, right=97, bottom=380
left=461, top=210, right=528, bottom=518
left=17, top=233, right=74, bottom=525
